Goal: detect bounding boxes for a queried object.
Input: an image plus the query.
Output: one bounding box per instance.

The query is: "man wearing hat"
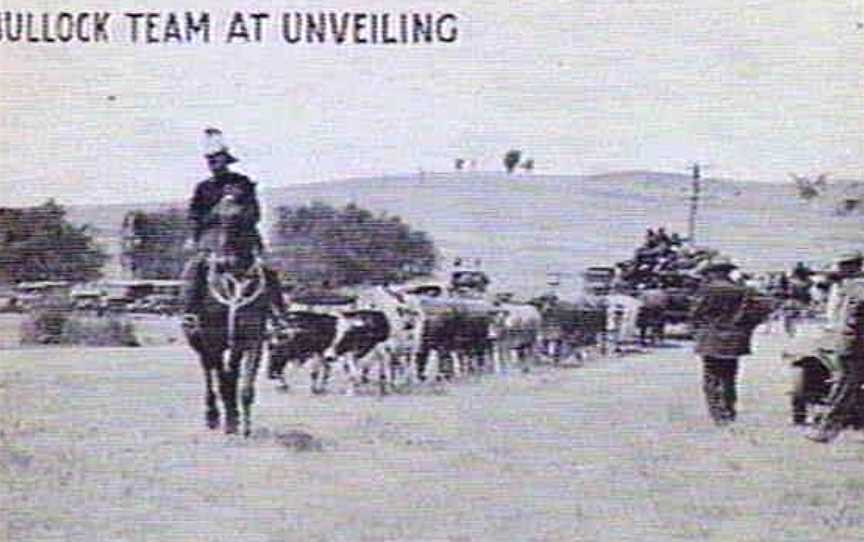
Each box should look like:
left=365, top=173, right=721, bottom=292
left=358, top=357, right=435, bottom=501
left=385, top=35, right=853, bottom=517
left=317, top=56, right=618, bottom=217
left=180, top=129, right=281, bottom=328
left=806, top=250, right=864, bottom=442
left=690, top=256, right=774, bottom=426
left=188, top=128, right=262, bottom=251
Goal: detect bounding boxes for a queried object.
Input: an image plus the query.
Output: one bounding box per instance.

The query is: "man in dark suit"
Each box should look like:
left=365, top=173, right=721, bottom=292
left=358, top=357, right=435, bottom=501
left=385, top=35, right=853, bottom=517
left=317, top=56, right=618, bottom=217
left=690, top=256, right=774, bottom=426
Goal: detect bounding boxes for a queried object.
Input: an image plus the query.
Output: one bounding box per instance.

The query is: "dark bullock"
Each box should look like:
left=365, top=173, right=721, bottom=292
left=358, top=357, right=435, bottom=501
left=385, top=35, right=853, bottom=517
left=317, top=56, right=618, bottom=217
left=267, top=311, right=339, bottom=394
left=411, top=296, right=497, bottom=381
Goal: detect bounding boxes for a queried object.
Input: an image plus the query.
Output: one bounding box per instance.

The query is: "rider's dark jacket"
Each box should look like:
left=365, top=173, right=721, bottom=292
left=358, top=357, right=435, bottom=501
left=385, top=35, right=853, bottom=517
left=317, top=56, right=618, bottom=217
left=691, top=278, right=774, bottom=358
left=188, top=171, right=261, bottom=246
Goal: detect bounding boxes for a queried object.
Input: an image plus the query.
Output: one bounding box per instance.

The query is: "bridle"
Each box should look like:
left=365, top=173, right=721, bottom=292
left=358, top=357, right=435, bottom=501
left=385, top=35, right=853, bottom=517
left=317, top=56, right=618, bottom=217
left=206, top=253, right=267, bottom=348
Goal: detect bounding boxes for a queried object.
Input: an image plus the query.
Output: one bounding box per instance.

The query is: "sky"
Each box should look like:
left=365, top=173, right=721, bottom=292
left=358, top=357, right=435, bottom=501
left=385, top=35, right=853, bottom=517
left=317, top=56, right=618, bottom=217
left=1, top=0, right=863, bottom=206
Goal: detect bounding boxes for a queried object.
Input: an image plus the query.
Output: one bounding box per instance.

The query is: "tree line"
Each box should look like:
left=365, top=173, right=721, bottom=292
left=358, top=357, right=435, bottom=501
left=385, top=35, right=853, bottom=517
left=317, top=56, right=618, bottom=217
left=0, top=199, right=437, bottom=289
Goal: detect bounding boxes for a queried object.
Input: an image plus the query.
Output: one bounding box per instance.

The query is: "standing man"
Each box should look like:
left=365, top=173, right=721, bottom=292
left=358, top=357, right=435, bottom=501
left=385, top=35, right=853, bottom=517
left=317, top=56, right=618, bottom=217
left=690, top=256, right=774, bottom=426
left=806, top=251, right=864, bottom=443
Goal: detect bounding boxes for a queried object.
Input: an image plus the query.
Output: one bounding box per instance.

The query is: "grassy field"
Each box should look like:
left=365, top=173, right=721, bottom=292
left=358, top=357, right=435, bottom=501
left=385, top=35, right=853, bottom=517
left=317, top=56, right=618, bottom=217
left=3, top=323, right=864, bottom=541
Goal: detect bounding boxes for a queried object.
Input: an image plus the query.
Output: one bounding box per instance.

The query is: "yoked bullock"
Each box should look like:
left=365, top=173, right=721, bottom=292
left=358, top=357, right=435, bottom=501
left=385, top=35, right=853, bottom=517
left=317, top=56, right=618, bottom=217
left=267, top=287, right=424, bottom=394
left=267, top=284, right=523, bottom=392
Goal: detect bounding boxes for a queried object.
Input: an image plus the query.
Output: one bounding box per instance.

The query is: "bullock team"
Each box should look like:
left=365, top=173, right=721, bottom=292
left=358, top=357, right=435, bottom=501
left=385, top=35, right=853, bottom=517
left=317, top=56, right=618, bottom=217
left=263, top=274, right=607, bottom=396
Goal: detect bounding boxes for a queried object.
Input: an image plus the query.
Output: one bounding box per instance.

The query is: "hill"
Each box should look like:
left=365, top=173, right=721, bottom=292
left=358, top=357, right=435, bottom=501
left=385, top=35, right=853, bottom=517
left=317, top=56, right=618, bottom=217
left=65, top=171, right=864, bottom=298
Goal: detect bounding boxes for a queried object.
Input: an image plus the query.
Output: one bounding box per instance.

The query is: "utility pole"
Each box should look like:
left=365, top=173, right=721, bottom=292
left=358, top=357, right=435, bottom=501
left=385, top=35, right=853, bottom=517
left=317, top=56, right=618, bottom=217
left=688, top=163, right=701, bottom=244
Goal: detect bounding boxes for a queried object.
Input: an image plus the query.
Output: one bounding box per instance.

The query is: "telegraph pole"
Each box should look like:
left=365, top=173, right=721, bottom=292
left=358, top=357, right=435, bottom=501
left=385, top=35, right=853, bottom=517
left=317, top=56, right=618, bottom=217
left=688, top=163, right=701, bottom=244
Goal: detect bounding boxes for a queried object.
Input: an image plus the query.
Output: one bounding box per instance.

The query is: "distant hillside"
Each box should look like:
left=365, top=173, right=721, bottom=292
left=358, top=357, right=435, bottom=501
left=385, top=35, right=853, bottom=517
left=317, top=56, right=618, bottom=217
left=65, top=171, right=864, bottom=297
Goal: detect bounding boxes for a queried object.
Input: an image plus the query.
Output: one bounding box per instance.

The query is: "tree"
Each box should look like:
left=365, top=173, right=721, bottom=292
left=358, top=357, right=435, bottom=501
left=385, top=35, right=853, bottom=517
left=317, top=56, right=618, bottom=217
left=269, top=201, right=437, bottom=288
left=120, top=209, right=192, bottom=279
left=0, top=200, right=107, bottom=283
left=789, top=173, right=822, bottom=201
left=503, top=150, right=522, bottom=174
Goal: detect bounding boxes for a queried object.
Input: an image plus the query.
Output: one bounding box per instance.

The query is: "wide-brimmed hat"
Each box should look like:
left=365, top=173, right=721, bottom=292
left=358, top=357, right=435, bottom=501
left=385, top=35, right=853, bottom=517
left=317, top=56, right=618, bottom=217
left=698, top=255, right=738, bottom=275
left=203, top=127, right=238, bottom=164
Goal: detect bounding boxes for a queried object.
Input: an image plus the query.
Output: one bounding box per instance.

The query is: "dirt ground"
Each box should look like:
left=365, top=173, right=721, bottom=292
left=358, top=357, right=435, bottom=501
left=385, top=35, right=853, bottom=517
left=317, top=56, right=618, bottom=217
left=3, top=321, right=864, bottom=541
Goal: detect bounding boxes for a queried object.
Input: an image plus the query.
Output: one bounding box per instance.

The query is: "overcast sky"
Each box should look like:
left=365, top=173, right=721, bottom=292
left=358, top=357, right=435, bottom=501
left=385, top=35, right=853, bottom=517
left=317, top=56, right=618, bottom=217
left=1, top=0, right=863, bottom=206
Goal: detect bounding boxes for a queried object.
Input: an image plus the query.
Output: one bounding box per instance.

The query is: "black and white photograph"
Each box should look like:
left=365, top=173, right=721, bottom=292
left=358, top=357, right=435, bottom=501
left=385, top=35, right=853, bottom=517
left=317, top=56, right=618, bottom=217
left=3, top=1, right=864, bottom=540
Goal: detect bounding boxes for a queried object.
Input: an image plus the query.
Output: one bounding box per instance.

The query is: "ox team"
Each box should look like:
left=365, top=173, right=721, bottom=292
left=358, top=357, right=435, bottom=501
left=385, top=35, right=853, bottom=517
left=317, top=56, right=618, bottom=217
left=178, top=129, right=864, bottom=443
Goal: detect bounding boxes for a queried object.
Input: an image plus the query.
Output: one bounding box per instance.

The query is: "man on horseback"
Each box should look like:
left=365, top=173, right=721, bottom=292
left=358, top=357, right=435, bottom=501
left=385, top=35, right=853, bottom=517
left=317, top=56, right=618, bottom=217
left=180, top=128, right=287, bottom=331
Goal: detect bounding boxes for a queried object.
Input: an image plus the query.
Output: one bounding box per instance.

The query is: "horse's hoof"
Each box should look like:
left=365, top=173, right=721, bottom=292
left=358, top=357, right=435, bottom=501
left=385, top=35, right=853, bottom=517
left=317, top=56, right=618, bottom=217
left=225, top=420, right=239, bottom=434
left=206, top=412, right=220, bottom=430
left=275, top=384, right=290, bottom=394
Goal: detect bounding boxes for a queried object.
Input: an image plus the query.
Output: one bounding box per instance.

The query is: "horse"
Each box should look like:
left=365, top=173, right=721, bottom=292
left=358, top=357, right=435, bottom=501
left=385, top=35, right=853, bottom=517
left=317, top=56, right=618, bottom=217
left=184, top=196, right=279, bottom=437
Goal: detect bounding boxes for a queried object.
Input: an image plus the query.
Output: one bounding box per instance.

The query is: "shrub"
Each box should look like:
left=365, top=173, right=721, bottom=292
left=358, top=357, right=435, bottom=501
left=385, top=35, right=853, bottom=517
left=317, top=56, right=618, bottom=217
left=270, top=202, right=437, bottom=289
left=19, top=309, right=67, bottom=345
left=0, top=200, right=107, bottom=283
left=20, top=311, right=139, bottom=347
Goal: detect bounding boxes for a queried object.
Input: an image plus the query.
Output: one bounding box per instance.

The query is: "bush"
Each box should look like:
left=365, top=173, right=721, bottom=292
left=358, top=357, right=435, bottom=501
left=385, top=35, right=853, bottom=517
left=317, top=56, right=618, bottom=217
left=121, top=208, right=192, bottom=279
left=20, top=310, right=139, bottom=347
left=270, top=202, right=437, bottom=288
left=19, top=309, right=67, bottom=344
left=0, top=200, right=107, bottom=283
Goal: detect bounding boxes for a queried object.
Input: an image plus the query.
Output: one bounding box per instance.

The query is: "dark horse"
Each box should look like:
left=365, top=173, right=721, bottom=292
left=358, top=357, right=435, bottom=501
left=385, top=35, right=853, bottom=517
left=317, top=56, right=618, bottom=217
left=184, top=197, right=278, bottom=437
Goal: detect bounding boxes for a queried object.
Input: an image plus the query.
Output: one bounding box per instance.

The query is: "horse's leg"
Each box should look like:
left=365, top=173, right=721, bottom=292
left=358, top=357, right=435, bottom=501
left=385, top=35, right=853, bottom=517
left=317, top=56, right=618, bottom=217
left=199, top=350, right=221, bottom=430
left=219, top=349, right=242, bottom=434
left=240, top=345, right=262, bottom=438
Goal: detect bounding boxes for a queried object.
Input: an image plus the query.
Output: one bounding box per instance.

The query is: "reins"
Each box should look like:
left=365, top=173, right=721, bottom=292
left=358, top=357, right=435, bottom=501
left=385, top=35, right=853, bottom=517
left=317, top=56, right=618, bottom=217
left=206, top=254, right=267, bottom=348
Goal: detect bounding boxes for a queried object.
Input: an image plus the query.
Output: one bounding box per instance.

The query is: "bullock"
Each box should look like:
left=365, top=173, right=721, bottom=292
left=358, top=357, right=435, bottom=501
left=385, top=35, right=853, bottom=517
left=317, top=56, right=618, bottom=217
left=266, top=311, right=339, bottom=394
left=533, top=295, right=610, bottom=362
left=267, top=286, right=422, bottom=395
left=488, top=302, right=542, bottom=373
left=405, top=292, right=498, bottom=381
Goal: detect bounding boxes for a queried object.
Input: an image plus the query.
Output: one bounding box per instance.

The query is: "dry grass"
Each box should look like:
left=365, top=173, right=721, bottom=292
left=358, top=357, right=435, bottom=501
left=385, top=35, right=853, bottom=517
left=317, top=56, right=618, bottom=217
left=4, top=323, right=864, bottom=540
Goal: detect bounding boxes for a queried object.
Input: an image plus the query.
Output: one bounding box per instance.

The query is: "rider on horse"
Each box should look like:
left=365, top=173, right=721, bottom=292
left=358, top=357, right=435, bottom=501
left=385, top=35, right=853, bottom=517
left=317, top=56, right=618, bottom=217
left=180, top=128, right=287, bottom=331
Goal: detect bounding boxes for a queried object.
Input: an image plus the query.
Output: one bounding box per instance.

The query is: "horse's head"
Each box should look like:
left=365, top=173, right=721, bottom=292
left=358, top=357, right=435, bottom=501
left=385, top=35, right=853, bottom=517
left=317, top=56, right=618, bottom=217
left=199, top=196, right=256, bottom=273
